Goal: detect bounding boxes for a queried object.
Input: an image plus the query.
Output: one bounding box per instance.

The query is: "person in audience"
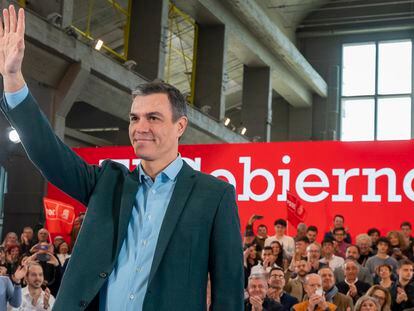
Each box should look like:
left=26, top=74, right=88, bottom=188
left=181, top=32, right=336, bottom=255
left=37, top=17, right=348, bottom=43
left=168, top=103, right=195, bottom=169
left=265, top=219, right=295, bottom=258
left=52, top=236, right=65, bottom=254
left=368, top=228, right=381, bottom=252
left=270, top=241, right=288, bottom=271
left=244, top=244, right=260, bottom=288
left=318, top=267, right=354, bottom=311
left=11, top=262, right=55, bottom=310
left=292, top=273, right=336, bottom=311
left=366, top=285, right=392, bottom=311
left=306, top=226, right=319, bottom=244
left=387, top=230, right=410, bottom=260
left=246, top=214, right=268, bottom=251
left=320, top=238, right=345, bottom=270
left=356, top=234, right=375, bottom=266
left=289, top=237, right=310, bottom=272
left=333, top=227, right=350, bottom=259
left=267, top=267, right=298, bottom=310
left=2, top=232, right=19, bottom=248
left=295, top=223, right=307, bottom=241
left=400, top=222, right=414, bottom=249
left=324, top=215, right=352, bottom=244
left=0, top=263, right=26, bottom=310
left=5, top=244, right=21, bottom=275
left=56, top=242, right=71, bottom=267
left=263, top=246, right=278, bottom=273
left=245, top=274, right=283, bottom=311
left=306, top=243, right=327, bottom=273
left=366, top=237, right=398, bottom=276
left=375, top=264, right=394, bottom=289
left=285, top=259, right=309, bottom=302
left=389, top=259, right=414, bottom=311
left=334, top=245, right=373, bottom=284
left=30, top=228, right=53, bottom=254
left=354, top=296, right=381, bottom=311
left=20, top=227, right=35, bottom=255
left=337, top=259, right=372, bottom=303
left=244, top=229, right=257, bottom=250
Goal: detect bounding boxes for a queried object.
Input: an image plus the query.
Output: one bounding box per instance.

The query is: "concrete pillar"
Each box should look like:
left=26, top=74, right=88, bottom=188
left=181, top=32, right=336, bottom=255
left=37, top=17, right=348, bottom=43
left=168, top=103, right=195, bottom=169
left=194, top=24, right=227, bottom=121
left=271, top=95, right=289, bottom=141
left=325, top=66, right=340, bottom=140
left=241, top=66, right=272, bottom=141
left=127, top=0, right=169, bottom=80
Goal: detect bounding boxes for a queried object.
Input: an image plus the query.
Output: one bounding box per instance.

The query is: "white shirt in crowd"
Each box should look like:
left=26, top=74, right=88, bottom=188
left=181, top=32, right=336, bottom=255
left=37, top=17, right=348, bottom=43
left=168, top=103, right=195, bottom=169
left=264, top=235, right=295, bottom=257
left=319, top=255, right=345, bottom=270
left=10, top=286, right=55, bottom=311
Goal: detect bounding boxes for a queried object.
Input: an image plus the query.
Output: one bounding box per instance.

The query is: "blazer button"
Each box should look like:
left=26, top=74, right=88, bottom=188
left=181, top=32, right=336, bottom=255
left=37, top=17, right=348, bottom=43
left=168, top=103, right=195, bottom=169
left=99, top=272, right=108, bottom=278
left=79, top=300, right=87, bottom=308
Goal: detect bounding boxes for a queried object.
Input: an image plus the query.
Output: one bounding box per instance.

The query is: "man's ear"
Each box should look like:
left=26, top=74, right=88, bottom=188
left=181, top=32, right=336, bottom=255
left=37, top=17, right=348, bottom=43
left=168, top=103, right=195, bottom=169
left=176, top=116, right=188, bottom=138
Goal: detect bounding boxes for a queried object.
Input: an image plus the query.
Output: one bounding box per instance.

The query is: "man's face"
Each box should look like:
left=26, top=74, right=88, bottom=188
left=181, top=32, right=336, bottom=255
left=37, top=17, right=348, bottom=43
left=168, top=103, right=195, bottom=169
left=319, top=268, right=335, bottom=291
left=295, top=260, right=309, bottom=277
left=296, top=241, right=309, bottom=255
left=248, top=278, right=267, bottom=299
left=275, top=224, right=285, bottom=236
left=306, top=244, right=321, bottom=260
left=401, top=225, right=412, bottom=238
left=344, top=261, right=359, bottom=280
left=322, top=242, right=334, bottom=256
left=23, top=228, right=33, bottom=240
left=306, top=230, right=317, bottom=243
left=334, top=230, right=345, bottom=242
left=398, top=264, right=414, bottom=282
left=257, top=226, right=267, bottom=237
left=263, top=250, right=275, bottom=264
left=26, top=265, right=44, bottom=289
left=334, top=216, right=344, bottom=228
left=377, top=242, right=389, bottom=255
left=129, top=94, right=187, bottom=164
left=346, top=246, right=360, bottom=260
left=269, top=270, right=285, bottom=289
left=37, top=229, right=49, bottom=242
left=305, top=275, right=323, bottom=296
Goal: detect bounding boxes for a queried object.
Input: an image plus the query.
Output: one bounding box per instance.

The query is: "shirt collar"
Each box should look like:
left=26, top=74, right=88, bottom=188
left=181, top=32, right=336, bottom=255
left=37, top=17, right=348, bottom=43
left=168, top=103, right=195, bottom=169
left=138, top=154, right=183, bottom=183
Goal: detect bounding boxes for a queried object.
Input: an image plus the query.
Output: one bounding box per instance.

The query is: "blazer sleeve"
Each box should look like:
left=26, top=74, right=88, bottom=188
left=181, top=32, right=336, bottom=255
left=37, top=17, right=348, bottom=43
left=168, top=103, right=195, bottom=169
left=0, top=92, right=101, bottom=206
left=208, top=185, right=244, bottom=310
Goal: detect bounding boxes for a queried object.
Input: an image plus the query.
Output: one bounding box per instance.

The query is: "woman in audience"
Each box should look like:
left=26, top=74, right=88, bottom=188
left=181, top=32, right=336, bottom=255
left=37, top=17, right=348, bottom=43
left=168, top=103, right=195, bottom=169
left=1, top=232, right=19, bottom=248
left=5, top=244, right=21, bottom=275
left=387, top=230, right=409, bottom=259
left=243, top=244, right=259, bottom=288
left=375, top=264, right=394, bottom=289
left=355, top=296, right=381, bottom=311
left=365, top=285, right=392, bottom=311
left=56, top=241, right=71, bottom=267
left=270, top=240, right=288, bottom=271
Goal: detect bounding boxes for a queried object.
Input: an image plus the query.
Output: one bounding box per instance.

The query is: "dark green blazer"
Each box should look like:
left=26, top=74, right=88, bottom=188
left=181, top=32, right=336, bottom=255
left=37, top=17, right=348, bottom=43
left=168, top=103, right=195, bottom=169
left=1, top=93, right=244, bottom=310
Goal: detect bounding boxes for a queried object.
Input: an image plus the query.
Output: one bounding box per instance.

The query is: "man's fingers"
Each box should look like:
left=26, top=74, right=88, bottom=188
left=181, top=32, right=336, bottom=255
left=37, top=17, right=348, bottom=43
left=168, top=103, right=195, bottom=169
left=3, top=9, right=9, bottom=33
left=17, top=8, right=24, bottom=35
left=9, top=5, right=16, bottom=33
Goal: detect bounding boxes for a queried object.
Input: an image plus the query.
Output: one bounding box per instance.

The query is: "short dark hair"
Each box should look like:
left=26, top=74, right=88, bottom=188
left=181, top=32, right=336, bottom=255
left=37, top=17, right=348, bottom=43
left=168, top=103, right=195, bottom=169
left=296, top=236, right=310, bottom=244
left=322, top=237, right=335, bottom=246
left=333, top=227, right=346, bottom=235
left=263, top=246, right=273, bottom=252
left=274, top=219, right=287, bottom=227
left=398, top=259, right=414, bottom=269
left=334, top=214, right=344, bottom=221
left=368, top=228, right=381, bottom=236
left=269, top=266, right=284, bottom=275
left=132, top=80, right=187, bottom=122
left=346, top=244, right=360, bottom=254
left=377, top=237, right=390, bottom=247
left=307, top=225, right=318, bottom=233
left=400, top=221, right=412, bottom=229
left=258, top=224, right=268, bottom=230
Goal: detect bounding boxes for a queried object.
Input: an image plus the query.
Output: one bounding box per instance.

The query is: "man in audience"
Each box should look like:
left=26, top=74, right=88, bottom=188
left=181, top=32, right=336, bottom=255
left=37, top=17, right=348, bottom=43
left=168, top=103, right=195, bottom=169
left=267, top=267, right=298, bottom=310
left=306, top=226, right=319, bottom=244
left=30, top=228, right=53, bottom=254
left=365, top=237, right=398, bottom=276
left=319, top=238, right=345, bottom=270
left=318, top=267, right=354, bottom=311
left=289, top=237, right=310, bottom=272
left=245, top=274, right=283, bottom=311
left=306, top=243, right=327, bottom=273
left=246, top=214, right=268, bottom=251
left=295, top=223, right=307, bottom=241
left=324, top=215, right=352, bottom=244
left=263, top=246, right=278, bottom=272
left=367, top=228, right=381, bottom=252
left=390, top=259, right=414, bottom=311
left=334, top=245, right=373, bottom=284
left=292, top=274, right=336, bottom=311
left=12, top=262, right=55, bottom=310
left=20, top=226, right=35, bottom=255
left=336, top=259, right=371, bottom=303
left=333, top=227, right=350, bottom=259
left=356, top=234, right=375, bottom=266
left=285, top=259, right=309, bottom=301
left=265, top=219, right=295, bottom=258
left=400, top=221, right=414, bottom=247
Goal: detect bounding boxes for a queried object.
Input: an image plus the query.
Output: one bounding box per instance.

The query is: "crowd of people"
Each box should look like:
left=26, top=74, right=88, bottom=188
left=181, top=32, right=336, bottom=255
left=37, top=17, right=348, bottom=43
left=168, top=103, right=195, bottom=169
left=242, top=214, right=414, bottom=311
left=0, top=214, right=413, bottom=310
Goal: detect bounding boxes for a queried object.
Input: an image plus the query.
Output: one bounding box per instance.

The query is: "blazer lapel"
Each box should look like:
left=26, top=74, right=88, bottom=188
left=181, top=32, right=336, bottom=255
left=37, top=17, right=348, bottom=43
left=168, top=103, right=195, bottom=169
left=115, top=170, right=139, bottom=255
left=148, top=163, right=196, bottom=285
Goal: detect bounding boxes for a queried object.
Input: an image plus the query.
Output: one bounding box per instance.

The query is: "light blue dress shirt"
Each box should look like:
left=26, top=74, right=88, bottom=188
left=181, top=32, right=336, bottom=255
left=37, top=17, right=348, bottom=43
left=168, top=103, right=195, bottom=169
left=102, top=156, right=183, bottom=311
left=3, top=86, right=183, bottom=311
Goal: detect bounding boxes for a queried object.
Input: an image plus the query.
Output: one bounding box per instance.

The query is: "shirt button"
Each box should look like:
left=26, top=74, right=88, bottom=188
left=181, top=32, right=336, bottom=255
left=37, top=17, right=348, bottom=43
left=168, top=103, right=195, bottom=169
left=151, top=189, right=156, bottom=194
left=147, top=215, right=152, bottom=220
left=142, top=240, right=147, bottom=246
left=129, top=294, right=135, bottom=300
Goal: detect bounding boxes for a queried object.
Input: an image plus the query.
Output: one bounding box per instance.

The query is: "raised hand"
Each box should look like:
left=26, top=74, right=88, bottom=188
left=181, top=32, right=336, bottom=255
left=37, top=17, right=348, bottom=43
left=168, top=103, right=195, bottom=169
left=0, top=5, right=25, bottom=92
left=13, top=264, right=28, bottom=283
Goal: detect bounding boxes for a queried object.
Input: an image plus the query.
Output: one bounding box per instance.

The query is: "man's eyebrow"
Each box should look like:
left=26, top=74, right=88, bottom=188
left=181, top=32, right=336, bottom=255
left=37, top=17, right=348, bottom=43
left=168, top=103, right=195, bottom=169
left=129, top=112, right=164, bottom=118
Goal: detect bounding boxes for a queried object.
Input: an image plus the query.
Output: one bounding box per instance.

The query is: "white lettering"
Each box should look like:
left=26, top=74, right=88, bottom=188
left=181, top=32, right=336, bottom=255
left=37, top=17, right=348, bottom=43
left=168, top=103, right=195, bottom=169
left=296, top=169, right=329, bottom=202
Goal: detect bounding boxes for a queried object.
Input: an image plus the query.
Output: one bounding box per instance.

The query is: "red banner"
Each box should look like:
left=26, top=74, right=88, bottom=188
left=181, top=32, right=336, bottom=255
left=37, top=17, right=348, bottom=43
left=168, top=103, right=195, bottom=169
left=43, top=198, right=75, bottom=242
left=46, top=140, right=414, bottom=241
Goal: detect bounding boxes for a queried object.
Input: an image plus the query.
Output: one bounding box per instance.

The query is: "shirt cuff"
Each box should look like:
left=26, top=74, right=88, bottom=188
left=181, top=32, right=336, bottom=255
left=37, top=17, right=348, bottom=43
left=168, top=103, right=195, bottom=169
left=4, top=84, right=29, bottom=109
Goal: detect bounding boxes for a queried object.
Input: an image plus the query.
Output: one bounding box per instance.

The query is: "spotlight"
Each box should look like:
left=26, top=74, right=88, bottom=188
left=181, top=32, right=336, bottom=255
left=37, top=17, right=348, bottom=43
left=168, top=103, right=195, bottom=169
left=238, top=127, right=247, bottom=135
left=8, top=128, right=20, bottom=144
left=223, top=117, right=231, bottom=126
left=94, top=39, right=104, bottom=51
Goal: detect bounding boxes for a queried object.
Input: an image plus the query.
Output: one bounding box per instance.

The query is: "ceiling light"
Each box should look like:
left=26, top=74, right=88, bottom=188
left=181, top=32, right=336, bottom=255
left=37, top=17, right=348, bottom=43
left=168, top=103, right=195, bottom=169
left=223, top=117, right=231, bottom=126
left=94, top=39, right=104, bottom=51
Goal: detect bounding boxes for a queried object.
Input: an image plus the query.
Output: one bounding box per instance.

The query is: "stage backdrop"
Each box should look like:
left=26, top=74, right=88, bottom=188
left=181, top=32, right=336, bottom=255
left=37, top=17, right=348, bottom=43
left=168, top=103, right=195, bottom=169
left=47, top=140, right=414, bottom=241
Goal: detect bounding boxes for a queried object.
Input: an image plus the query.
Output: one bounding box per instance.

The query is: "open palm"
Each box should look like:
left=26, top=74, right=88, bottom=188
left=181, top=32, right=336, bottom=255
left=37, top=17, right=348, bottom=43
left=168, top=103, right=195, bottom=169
left=0, top=5, right=25, bottom=76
